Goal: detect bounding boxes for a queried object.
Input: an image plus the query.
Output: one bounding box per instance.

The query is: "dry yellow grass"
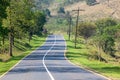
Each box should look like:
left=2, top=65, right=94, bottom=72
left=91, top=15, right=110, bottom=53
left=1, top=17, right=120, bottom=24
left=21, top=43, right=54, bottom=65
left=49, top=0, right=120, bottom=20
left=65, top=0, right=120, bottom=21
left=49, top=0, right=120, bottom=21
left=0, top=54, right=11, bottom=62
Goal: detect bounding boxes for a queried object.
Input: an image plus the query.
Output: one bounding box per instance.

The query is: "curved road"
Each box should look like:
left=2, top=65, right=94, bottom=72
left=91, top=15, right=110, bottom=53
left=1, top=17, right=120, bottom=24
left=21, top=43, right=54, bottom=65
left=0, top=35, right=108, bottom=80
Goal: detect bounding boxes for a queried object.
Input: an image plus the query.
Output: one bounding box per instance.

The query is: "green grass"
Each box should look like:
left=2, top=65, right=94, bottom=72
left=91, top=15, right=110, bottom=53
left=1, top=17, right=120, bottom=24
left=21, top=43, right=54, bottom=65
left=55, top=0, right=64, bottom=3
left=64, top=35, right=120, bottom=80
left=0, top=35, right=46, bottom=76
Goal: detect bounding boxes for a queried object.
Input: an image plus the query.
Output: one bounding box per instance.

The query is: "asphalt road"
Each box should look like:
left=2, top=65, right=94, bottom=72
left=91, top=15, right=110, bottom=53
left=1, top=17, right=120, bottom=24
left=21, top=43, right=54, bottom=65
left=0, top=35, right=108, bottom=80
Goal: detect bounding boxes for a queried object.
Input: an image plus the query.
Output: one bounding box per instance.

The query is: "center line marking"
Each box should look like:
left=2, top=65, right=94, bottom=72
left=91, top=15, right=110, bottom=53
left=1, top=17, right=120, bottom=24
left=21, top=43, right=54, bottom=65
left=42, top=35, right=56, bottom=80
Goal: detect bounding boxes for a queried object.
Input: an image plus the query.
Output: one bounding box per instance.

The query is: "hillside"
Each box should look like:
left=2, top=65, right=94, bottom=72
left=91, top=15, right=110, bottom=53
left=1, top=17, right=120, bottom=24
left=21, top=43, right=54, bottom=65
left=49, top=0, right=120, bottom=21
left=65, top=0, right=120, bottom=21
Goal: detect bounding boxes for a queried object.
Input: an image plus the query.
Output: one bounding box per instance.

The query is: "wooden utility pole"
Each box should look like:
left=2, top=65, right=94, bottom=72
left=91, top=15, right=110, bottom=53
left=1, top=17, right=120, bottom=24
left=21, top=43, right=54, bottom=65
left=66, top=11, right=72, bottom=40
left=72, top=7, right=84, bottom=48
left=67, top=11, right=72, bottom=40
left=68, top=16, right=72, bottom=40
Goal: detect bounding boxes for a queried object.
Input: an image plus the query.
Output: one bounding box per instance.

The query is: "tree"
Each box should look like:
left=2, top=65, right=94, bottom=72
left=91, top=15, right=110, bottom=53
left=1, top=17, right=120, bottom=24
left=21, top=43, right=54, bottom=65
left=3, top=0, right=35, bottom=56
left=77, top=22, right=96, bottom=42
left=86, top=0, right=97, bottom=6
left=102, top=35, right=115, bottom=55
left=44, top=9, right=51, bottom=17
left=95, top=18, right=118, bottom=57
left=0, top=27, right=8, bottom=45
left=0, top=0, right=46, bottom=57
left=34, top=11, right=46, bottom=35
left=57, top=7, right=65, bottom=14
left=0, top=0, right=10, bottom=45
left=96, top=18, right=117, bottom=35
left=0, top=0, right=10, bottom=19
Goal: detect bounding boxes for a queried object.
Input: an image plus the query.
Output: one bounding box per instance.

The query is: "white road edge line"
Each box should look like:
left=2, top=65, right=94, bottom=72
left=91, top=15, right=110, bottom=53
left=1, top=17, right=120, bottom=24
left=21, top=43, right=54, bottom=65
left=63, top=35, right=111, bottom=80
left=42, top=35, right=56, bottom=80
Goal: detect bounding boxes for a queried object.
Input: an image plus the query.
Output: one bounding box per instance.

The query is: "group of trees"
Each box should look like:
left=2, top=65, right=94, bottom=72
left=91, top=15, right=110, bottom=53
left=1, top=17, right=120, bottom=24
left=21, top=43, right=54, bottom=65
left=85, top=0, right=97, bottom=6
left=62, top=0, right=84, bottom=6
left=94, top=18, right=119, bottom=61
left=77, top=18, right=120, bottom=62
left=56, top=0, right=97, bottom=6
left=0, top=0, right=46, bottom=56
left=57, top=7, right=65, bottom=14
left=35, top=0, right=54, bottom=9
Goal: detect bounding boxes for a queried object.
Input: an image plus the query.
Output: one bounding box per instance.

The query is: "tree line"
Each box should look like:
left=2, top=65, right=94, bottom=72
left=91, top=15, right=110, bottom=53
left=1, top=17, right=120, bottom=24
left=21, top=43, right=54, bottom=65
left=0, top=0, right=46, bottom=57
left=77, top=18, right=120, bottom=62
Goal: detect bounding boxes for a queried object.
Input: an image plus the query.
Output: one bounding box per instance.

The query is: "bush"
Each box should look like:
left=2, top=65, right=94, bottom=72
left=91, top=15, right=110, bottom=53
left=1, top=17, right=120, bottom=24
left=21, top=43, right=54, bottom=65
left=57, top=7, right=65, bottom=14
left=77, top=22, right=96, bottom=40
left=94, top=18, right=118, bottom=57
left=86, top=0, right=97, bottom=6
left=0, top=43, right=9, bottom=54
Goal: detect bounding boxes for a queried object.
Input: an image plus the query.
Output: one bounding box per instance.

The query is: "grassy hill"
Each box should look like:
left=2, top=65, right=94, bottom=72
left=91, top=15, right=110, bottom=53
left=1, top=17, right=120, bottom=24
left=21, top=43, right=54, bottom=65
left=65, top=0, right=120, bottom=21
left=49, top=0, right=120, bottom=21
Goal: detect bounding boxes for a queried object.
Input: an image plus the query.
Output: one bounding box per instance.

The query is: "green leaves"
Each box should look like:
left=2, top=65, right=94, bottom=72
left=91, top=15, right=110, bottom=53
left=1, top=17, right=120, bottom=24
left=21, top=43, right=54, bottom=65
left=0, top=0, right=10, bottom=19
left=34, top=11, right=46, bottom=35
left=94, top=18, right=118, bottom=56
left=0, top=0, right=46, bottom=56
left=86, top=0, right=97, bottom=6
left=95, top=18, right=117, bottom=35
left=78, top=22, right=96, bottom=39
left=57, top=7, right=65, bottom=14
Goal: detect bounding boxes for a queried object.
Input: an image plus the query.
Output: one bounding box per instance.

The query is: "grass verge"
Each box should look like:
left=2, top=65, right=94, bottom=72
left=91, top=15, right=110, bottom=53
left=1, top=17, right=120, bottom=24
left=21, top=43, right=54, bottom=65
left=64, top=35, right=120, bottom=80
left=0, top=35, right=46, bottom=76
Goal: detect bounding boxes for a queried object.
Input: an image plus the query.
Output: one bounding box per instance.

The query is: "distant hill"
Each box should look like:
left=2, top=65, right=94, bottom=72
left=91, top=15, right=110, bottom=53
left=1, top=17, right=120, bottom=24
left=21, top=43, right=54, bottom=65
left=49, top=0, right=120, bottom=21
left=65, top=0, right=120, bottom=21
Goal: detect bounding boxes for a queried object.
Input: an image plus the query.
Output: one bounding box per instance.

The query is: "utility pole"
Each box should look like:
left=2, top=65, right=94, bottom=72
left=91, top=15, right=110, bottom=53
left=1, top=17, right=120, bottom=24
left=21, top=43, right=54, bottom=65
left=66, top=11, right=72, bottom=40
left=68, top=15, right=72, bottom=40
left=72, top=7, right=84, bottom=48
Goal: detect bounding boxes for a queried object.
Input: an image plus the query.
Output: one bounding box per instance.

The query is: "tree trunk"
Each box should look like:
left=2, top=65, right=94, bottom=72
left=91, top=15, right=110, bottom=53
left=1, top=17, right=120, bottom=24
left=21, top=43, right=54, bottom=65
left=2, top=35, right=5, bottom=45
left=29, top=36, right=31, bottom=43
left=68, top=24, right=71, bottom=40
left=29, top=32, right=32, bottom=43
left=9, top=32, right=13, bottom=57
left=98, top=45, right=101, bottom=61
left=12, top=35, right=14, bottom=46
left=9, top=5, right=13, bottom=57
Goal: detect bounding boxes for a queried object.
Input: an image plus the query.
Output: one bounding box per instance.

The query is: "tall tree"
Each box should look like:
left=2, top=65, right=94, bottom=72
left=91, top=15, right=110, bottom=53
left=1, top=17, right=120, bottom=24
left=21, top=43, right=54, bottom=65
left=3, top=0, right=35, bottom=56
left=34, top=11, right=46, bottom=35
left=0, top=0, right=10, bottom=45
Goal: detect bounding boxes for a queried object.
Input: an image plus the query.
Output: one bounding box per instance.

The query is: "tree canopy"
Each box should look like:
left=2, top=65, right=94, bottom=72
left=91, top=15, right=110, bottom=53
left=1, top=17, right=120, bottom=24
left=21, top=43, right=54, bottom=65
left=0, top=0, right=46, bottom=56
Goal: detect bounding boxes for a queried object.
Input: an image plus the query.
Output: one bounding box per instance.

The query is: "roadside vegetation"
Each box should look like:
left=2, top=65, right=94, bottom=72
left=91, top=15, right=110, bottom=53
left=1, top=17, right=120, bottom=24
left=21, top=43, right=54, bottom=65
left=76, top=18, right=120, bottom=63
left=65, top=35, right=120, bottom=80
left=64, top=18, right=120, bottom=80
